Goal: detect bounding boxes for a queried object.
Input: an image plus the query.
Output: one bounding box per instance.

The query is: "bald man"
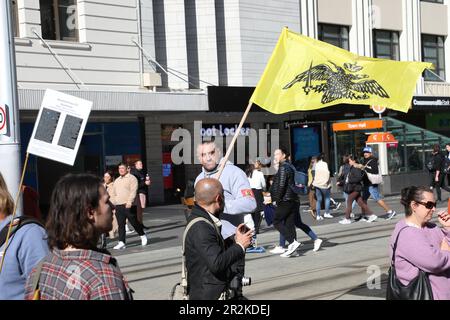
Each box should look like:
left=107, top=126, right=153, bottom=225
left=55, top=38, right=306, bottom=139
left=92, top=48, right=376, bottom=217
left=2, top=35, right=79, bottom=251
left=184, top=178, right=253, bottom=300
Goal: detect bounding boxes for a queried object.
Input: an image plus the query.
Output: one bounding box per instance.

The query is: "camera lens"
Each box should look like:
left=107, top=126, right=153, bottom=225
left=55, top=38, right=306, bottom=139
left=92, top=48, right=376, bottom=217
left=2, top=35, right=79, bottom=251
left=241, top=276, right=251, bottom=286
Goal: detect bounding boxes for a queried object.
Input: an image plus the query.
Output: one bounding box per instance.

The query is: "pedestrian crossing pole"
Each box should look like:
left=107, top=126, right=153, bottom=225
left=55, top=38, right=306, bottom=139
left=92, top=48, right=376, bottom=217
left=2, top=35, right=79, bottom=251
left=0, top=1, right=22, bottom=214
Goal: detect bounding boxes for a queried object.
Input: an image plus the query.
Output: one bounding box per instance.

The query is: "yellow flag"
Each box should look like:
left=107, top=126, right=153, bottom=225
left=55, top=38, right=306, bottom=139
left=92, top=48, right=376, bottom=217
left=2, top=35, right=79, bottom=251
left=250, top=28, right=433, bottom=113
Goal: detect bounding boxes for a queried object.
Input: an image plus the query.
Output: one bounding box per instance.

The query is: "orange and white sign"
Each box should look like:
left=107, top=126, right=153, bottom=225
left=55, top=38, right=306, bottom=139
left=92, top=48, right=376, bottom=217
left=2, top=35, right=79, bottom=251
left=366, top=132, right=398, bottom=143
left=332, top=120, right=383, bottom=132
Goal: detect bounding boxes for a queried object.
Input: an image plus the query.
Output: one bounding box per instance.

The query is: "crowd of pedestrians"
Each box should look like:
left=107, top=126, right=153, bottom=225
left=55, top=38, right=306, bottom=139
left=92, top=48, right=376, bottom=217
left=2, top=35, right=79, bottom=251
left=2, top=140, right=450, bottom=300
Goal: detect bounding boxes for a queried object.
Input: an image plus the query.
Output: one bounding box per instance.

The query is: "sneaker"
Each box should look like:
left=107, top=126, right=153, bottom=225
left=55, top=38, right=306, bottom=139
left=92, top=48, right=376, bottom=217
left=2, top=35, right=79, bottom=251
left=140, top=235, right=148, bottom=246
left=316, top=215, right=324, bottom=221
left=324, top=213, right=334, bottom=219
left=125, top=225, right=134, bottom=234
left=280, top=240, right=301, bottom=257
left=365, top=214, right=378, bottom=223
left=339, top=218, right=352, bottom=225
left=113, top=241, right=126, bottom=250
left=313, top=238, right=323, bottom=252
left=386, top=210, right=397, bottom=220
left=350, top=212, right=355, bottom=218
left=270, top=246, right=286, bottom=254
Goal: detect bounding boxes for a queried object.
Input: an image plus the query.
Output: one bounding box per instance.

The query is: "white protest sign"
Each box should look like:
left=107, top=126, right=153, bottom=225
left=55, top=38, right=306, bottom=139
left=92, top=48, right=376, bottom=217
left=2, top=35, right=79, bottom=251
left=0, top=104, right=7, bottom=135
left=27, top=89, right=92, bottom=166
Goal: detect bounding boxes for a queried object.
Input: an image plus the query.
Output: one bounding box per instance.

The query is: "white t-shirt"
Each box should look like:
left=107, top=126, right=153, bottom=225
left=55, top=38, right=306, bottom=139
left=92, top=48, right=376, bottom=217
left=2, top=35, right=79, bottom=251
left=248, top=170, right=266, bottom=190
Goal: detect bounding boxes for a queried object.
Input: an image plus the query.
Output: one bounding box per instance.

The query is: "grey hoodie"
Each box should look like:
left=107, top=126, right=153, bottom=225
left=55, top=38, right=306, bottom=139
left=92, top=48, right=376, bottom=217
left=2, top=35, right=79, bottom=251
left=195, top=160, right=256, bottom=239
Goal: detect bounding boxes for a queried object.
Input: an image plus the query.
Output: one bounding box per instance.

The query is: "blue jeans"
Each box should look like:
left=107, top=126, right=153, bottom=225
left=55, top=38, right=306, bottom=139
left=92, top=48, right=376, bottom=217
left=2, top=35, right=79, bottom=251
left=315, top=187, right=330, bottom=217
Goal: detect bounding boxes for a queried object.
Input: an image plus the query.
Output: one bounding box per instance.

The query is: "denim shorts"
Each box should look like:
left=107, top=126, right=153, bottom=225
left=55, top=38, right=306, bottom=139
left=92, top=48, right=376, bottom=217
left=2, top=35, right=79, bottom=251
left=368, top=185, right=382, bottom=201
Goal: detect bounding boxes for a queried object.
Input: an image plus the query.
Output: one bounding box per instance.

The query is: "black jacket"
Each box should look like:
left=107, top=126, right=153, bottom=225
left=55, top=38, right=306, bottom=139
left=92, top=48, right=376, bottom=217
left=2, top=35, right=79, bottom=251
left=344, top=166, right=364, bottom=194
left=130, top=168, right=147, bottom=194
left=185, top=205, right=244, bottom=300
left=270, top=161, right=297, bottom=202
left=362, top=156, right=378, bottom=186
left=429, top=152, right=445, bottom=172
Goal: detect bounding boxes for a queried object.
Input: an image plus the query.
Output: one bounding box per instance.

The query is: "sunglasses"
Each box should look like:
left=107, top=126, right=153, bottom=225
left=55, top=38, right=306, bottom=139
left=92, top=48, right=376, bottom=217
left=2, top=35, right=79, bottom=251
left=415, top=201, right=437, bottom=210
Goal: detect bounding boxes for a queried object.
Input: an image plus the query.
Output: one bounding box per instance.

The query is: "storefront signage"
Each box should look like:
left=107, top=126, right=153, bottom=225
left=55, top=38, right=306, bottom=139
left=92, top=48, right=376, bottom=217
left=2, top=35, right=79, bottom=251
left=201, top=123, right=251, bottom=137
left=366, top=132, right=398, bottom=143
left=412, top=96, right=450, bottom=107
left=332, top=120, right=383, bottom=132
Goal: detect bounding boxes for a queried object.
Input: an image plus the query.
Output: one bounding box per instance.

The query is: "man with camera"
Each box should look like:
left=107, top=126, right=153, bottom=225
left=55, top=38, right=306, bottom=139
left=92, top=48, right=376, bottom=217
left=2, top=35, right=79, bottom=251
left=185, top=178, right=253, bottom=300
left=195, top=141, right=257, bottom=298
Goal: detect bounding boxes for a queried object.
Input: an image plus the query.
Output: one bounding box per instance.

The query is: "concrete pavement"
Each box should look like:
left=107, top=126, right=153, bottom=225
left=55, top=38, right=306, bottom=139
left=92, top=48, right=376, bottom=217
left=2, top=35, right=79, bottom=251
left=110, top=192, right=449, bottom=300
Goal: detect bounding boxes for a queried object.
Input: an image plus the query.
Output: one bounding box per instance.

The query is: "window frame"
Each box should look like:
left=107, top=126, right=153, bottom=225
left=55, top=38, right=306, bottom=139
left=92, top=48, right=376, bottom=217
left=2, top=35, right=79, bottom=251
left=422, top=34, right=446, bottom=81
left=11, top=0, right=19, bottom=37
left=40, top=0, right=79, bottom=42
left=420, top=0, right=444, bottom=4
left=372, top=29, right=400, bottom=61
left=318, top=23, right=349, bottom=51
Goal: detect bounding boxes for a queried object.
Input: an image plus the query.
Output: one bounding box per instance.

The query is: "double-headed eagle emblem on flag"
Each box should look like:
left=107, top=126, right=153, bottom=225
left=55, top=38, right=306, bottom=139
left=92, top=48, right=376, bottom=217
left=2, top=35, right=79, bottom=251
left=283, top=61, right=390, bottom=104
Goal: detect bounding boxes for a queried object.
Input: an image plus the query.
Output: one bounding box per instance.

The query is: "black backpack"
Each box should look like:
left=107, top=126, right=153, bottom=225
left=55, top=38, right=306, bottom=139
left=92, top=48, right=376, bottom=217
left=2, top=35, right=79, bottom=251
left=0, top=216, right=44, bottom=248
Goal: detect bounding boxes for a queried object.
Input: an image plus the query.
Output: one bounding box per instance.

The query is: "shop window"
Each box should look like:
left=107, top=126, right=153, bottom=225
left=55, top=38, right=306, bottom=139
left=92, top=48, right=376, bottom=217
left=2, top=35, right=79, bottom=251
left=422, top=34, right=445, bottom=81
left=12, top=0, right=19, bottom=37
left=39, top=0, right=78, bottom=41
left=318, top=23, right=349, bottom=50
left=373, top=30, right=399, bottom=60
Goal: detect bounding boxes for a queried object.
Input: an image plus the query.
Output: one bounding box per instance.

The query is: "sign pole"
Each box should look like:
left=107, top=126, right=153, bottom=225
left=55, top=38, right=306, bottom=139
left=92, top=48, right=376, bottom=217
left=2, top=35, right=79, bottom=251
left=215, top=102, right=253, bottom=179
left=0, top=1, right=22, bottom=211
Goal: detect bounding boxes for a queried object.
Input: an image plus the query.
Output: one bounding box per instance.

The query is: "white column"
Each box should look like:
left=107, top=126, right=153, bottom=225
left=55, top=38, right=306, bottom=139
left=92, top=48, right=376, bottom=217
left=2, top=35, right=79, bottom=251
left=223, top=0, right=242, bottom=86
left=299, top=0, right=318, bottom=38
left=164, top=0, right=189, bottom=89
left=350, top=0, right=372, bottom=56
left=400, top=0, right=423, bottom=94
left=17, top=0, right=41, bottom=38
left=445, top=0, right=450, bottom=82
left=195, top=0, right=218, bottom=89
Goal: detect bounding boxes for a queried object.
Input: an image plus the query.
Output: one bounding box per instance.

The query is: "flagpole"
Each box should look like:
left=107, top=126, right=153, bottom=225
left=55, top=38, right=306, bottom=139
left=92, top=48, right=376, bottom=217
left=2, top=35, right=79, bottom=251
left=215, top=102, right=253, bottom=179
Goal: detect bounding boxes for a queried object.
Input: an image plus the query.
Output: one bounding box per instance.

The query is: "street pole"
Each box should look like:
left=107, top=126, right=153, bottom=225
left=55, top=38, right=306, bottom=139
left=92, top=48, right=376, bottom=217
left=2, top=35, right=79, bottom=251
left=0, top=1, right=22, bottom=214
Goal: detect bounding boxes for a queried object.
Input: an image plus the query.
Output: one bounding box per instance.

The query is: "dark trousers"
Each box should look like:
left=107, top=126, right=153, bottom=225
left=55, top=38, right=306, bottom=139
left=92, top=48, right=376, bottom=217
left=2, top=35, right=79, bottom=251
left=116, top=204, right=145, bottom=243
left=251, top=188, right=264, bottom=235
left=273, top=201, right=298, bottom=244
left=344, top=191, right=373, bottom=219
left=429, top=172, right=450, bottom=201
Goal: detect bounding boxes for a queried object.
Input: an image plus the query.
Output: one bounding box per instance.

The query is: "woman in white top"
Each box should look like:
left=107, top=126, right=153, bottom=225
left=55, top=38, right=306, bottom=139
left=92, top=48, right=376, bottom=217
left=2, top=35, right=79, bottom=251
left=246, top=160, right=266, bottom=236
left=312, top=153, right=333, bottom=220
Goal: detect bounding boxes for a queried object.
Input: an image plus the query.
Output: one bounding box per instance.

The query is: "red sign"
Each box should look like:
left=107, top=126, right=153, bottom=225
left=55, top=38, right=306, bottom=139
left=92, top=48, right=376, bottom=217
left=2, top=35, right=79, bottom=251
left=0, top=104, right=7, bottom=135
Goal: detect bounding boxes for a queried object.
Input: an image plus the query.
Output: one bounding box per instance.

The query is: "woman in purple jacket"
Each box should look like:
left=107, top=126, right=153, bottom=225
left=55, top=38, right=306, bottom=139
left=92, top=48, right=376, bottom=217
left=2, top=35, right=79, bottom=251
left=390, top=186, right=450, bottom=299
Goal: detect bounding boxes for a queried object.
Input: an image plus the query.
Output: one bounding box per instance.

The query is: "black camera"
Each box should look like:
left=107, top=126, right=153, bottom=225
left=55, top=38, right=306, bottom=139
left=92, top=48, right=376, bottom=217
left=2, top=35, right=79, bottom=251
left=230, top=274, right=252, bottom=290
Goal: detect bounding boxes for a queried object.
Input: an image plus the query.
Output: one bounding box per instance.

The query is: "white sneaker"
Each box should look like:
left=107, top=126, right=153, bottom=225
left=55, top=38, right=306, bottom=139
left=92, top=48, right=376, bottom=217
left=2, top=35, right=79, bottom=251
left=125, top=225, right=134, bottom=234
left=113, top=241, right=126, bottom=250
left=386, top=210, right=397, bottom=220
left=270, top=246, right=286, bottom=254
left=324, top=213, right=334, bottom=219
left=280, top=240, right=301, bottom=257
left=316, top=215, right=324, bottom=221
left=350, top=213, right=355, bottom=218
left=365, top=214, right=378, bottom=223
left=313, top=238, right=323, bottom=252
left=140, top=235, right=148, bottom=246
left=339, top=218, right=352, bottom=225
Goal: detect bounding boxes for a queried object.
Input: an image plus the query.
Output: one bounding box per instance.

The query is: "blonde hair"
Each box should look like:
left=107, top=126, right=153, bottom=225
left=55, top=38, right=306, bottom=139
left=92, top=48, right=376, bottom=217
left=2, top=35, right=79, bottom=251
left=0, top=189, right=14, bottom=216
left=0, top=173, right=14, bottom=216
